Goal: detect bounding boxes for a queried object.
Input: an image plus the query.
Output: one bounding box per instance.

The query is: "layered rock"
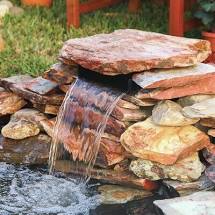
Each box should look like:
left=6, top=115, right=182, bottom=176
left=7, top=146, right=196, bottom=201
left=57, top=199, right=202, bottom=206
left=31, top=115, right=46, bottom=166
left=120, top=117, right=210, bottom=165
left=0, top=90, right=26, bottom=116
left=152, top=100, right=199, bottom=126
left=200, top=118, right=215, bottom=128
left=130, top=153, right=205, bottom=182
left=136, top=76, right=215, bottom=100
left=183, top=98, right=215, bottom=118
left=132, top=63, right=215, bottom=89
left=59, top=29, right=211, bottom=75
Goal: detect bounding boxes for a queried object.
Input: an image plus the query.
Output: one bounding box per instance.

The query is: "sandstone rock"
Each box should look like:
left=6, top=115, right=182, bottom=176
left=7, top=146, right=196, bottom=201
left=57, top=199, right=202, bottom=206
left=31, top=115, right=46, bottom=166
left=33, top=103, right=60, bottom=115
left=177, top=95, right=215, bottom=107
left=0, top=134, right=51, bottom=164
left=132, top=63, right=215, bottom=89
left=59, top=29, right=210, bottom=75
left=183, top=98, right=215, bottom=118
left=136, top=76, right=215, bottom=100
left=98, top=185, right=152, bottom=204
left=0, top=91, right=26, bottom=116
left=43, top=63, right=77, bottom=84
left=59, top=84, right=70, bottom=93
left=112, top=106, right=151, bottom=122
left=40, top=118, right=55, bottom=137
left=117, top=99, right=139, bottom=110
left=11, top=108, right=48, bottom=129
left=208, top=129, right=215, bottom=137
left=154, top=191, right=215, bottom=215
left=200, top=118, right=215, bottom=128
left=123, top=95, right=157, bottom=107
left=152, top=100, right=199, bottom=126
left=9, top=6, right=24, bottom=16
left=130, top=153, right=205, bottom=182
left=23, top=76, right=58, bottom=95
left=120, top=117, right=210, bottom=165
left=2, top=119, right=40, bottom=139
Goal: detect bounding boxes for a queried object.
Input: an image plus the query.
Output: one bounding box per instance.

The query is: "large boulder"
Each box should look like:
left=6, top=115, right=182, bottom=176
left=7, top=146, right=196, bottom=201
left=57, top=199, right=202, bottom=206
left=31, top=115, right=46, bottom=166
left=120, top=117, right=210, bottom=165
left=130, top=153, right=205, bottom=182
left=152, top=100, right=199, bottom=126
left=59, top=29, right=210, bottom=75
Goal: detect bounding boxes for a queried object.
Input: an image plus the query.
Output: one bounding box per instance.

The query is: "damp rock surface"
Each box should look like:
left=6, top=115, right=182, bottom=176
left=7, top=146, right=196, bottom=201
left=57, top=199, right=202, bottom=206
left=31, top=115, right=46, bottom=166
left=59, top=29, right=210, bottom=75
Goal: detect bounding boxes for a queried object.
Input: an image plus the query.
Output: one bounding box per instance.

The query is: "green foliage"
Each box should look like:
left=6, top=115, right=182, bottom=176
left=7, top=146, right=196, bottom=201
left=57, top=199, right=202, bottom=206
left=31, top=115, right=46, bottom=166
left=195, top=0, right=215, bottom=32
left=0, top=0, right=168, bottom=77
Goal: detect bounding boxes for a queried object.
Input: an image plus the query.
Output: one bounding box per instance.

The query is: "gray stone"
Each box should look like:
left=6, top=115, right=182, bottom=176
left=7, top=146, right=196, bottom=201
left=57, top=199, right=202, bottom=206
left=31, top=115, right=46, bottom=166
left=152, top=100, right=199, bottom=126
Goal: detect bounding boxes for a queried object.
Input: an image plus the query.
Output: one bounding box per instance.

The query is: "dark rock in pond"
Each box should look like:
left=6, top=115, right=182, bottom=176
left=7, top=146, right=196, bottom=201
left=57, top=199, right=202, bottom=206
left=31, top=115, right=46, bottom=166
left=0, top=134, right=51, bottom=164
left=43, top=63, right=77, bottom=84
left=59, top=29, right=210, bottom=76
left=0, top=75, right=64, bottom=105
left=23, top=76, right=58, bottom=95
left=203, top=149, right=215, bottom=165
left=132, top=63, right=215, bottom=89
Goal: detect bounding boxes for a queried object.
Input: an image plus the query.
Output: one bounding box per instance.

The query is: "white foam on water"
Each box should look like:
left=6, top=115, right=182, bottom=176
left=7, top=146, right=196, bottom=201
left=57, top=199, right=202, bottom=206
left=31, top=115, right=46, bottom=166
left=0, top=163, right=101, bottom=215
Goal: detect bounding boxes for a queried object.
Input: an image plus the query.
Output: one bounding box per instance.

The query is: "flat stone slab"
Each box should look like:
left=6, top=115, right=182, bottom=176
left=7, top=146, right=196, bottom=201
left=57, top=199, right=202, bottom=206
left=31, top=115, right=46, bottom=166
left=59, top=29, right=211, bottom=75
left=120, top=117, right=210, bottom=165
left=136, top=76, right=215, bottom=100
left=154, top=191, right=215, bottom=215
left=132, top=63, right=215, bottom=89
left=23, top=76, right=58, bottom=95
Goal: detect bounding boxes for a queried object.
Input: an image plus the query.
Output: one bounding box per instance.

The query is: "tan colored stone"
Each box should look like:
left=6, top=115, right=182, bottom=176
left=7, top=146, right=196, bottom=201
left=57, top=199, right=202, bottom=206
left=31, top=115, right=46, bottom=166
left=40, top=118, right=55, bottom=137
left=200, top=118, right=215, bottom=128
left=177, top=95, right=215, bottom=107
left=136, top=77, right=215, bottom=100
left=183, top=98, right=215, bottom=118
left=59, top=29, right=211, bottom=75
left=1, top=119, right=40, bottom=139
left=120, top=117, right=210, bottom=165
left=0, top=91, right=26, bottom=116
left=98, top=185, right=152, bottom=204
left=208, top=129, right=215, bottom=137
left=130, top=153, right=205, bottom=182
left=133, top=63, right=215, bottom=89
left=152, top=100, right=199, bottom=126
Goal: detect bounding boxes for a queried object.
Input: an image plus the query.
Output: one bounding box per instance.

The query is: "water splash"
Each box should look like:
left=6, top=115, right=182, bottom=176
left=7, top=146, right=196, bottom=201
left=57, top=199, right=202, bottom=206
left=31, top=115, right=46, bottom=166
left=0, top=163, right=101, bottom=215
left=49, top=77, right=124, bottom=182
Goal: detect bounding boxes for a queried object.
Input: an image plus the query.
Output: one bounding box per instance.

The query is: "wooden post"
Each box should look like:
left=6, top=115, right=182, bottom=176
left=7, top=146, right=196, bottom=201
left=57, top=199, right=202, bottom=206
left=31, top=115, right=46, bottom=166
left=128, top=0, right=141, bottom=13
left=169, top=0, right=184, bottom=36
left=67, top=0, right=80, bottom=28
